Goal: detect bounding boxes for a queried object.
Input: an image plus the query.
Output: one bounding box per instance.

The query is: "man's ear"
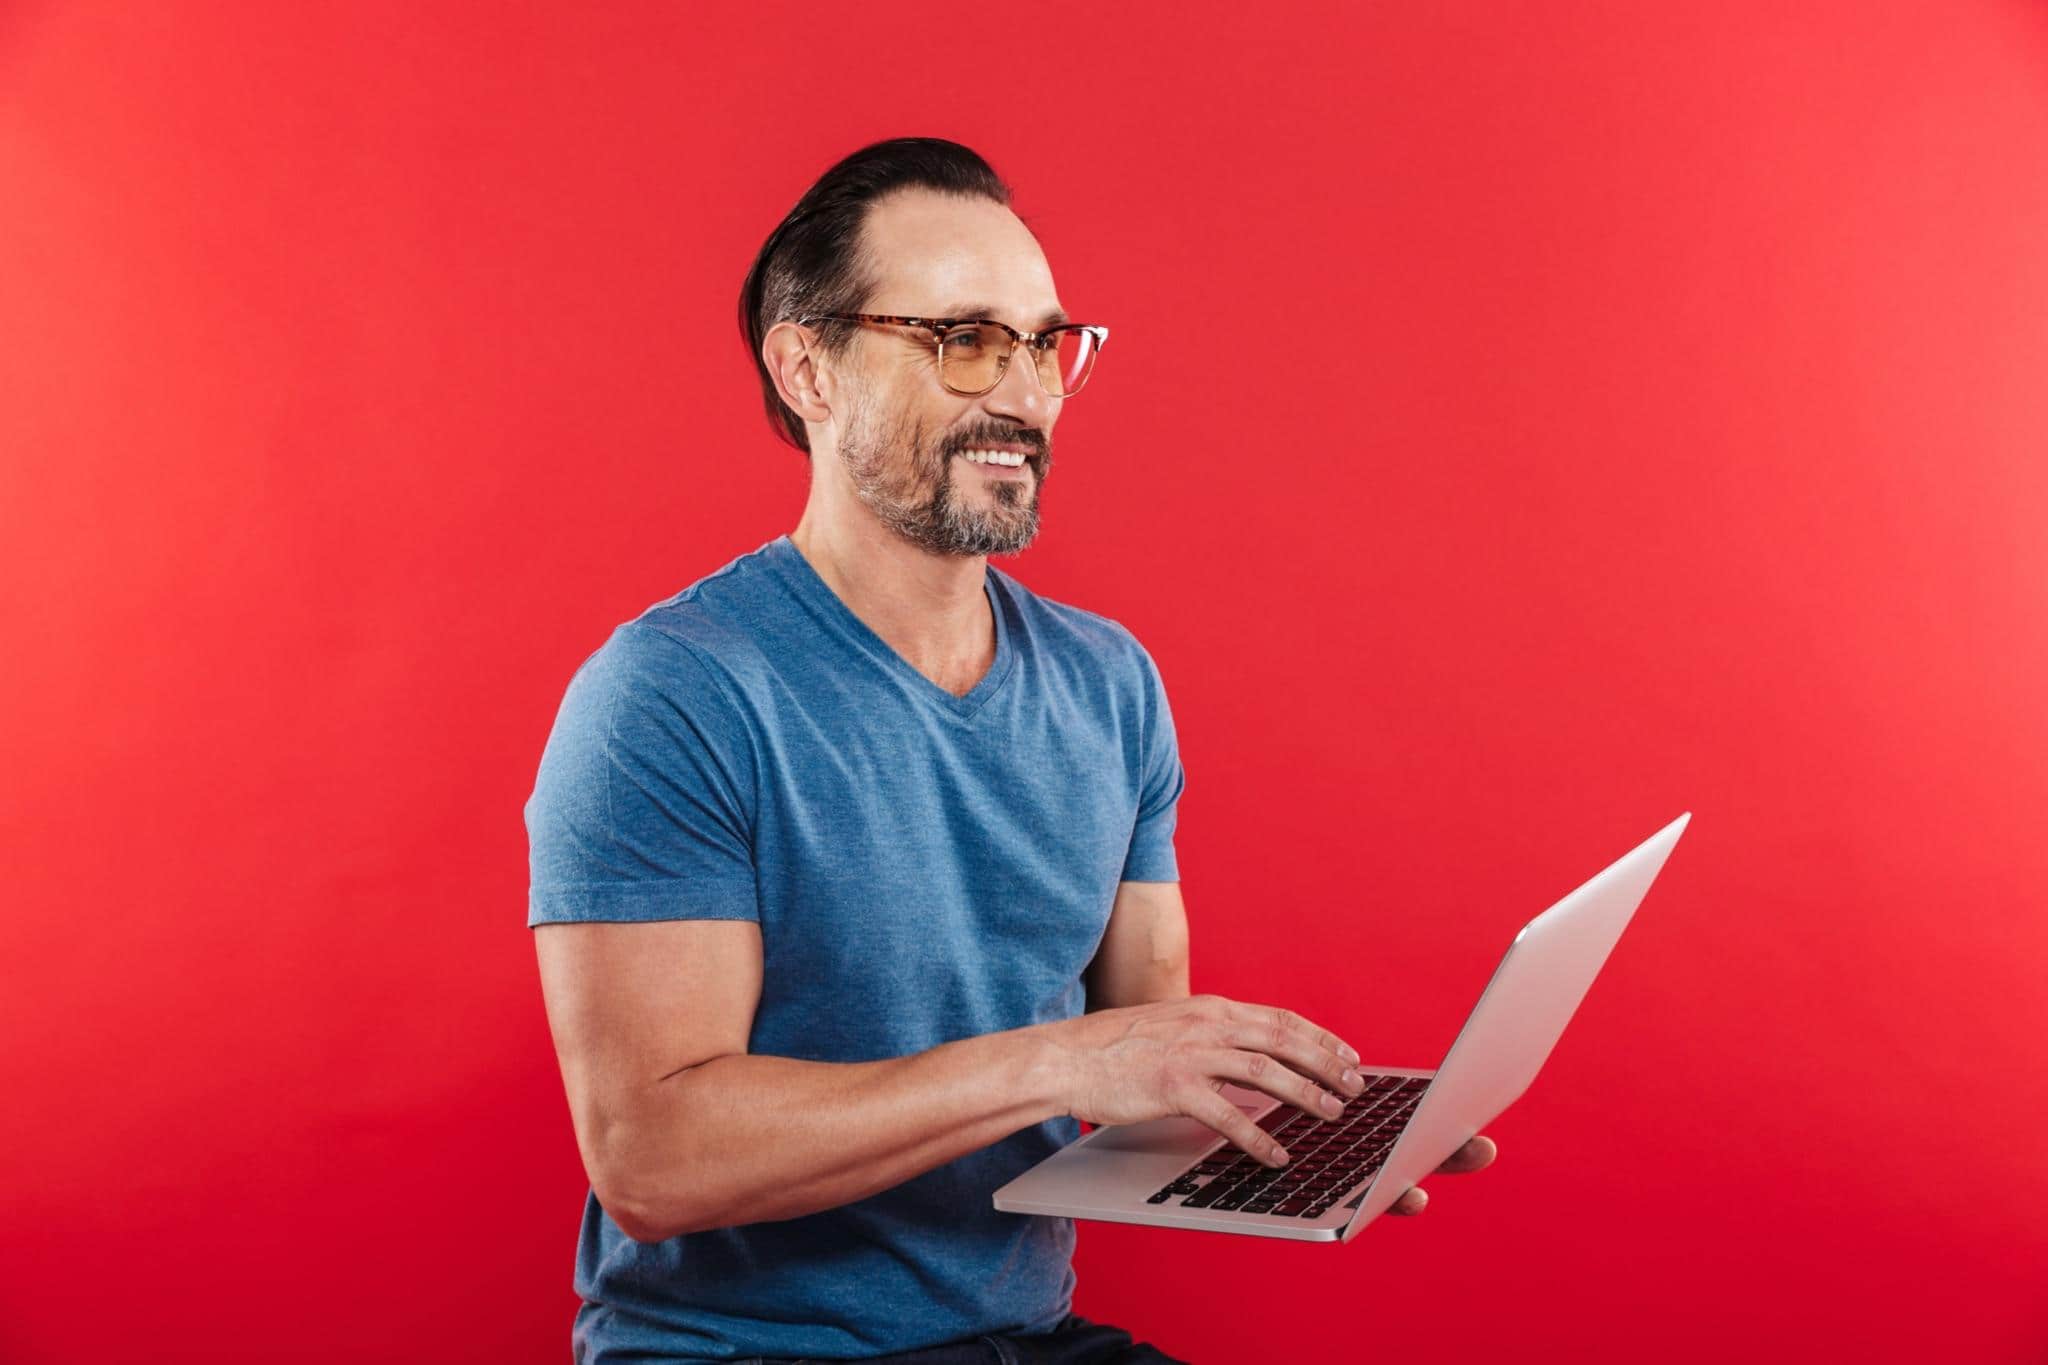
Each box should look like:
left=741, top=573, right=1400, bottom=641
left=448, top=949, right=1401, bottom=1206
left=762, top=321, right=834, bottom=426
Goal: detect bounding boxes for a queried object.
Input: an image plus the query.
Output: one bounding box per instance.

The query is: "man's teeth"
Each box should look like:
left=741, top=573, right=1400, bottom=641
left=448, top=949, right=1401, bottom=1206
left=960, top=449, right=1029, bottom=467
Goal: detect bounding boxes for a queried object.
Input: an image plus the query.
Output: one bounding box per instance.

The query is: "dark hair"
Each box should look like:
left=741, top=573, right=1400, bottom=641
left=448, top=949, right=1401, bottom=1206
left=738, top=137, right=1013, bottom=456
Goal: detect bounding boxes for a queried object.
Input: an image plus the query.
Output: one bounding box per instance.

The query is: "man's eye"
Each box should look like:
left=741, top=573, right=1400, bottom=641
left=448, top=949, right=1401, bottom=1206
left=942, top=331, right=986, bottom=350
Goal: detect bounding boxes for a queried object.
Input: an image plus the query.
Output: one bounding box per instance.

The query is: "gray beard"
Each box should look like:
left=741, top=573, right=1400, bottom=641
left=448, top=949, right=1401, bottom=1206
left=837, top=398, right=1047, bottom=558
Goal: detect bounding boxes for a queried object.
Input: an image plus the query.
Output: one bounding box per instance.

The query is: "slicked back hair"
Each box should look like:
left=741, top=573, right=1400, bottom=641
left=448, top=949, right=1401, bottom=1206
left=739, top=137, right=1013, bottom=456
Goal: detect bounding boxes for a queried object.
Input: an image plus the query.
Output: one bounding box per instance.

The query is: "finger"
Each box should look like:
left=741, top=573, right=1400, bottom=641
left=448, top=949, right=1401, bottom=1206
left=1185, top=1086, right=1292, bottom=1168
left=1208, top=1046, right=1351, bottom=1123
left=1232, top=1000, right=1362, bottom=1074
left=1218, top=1001, right=1364, bottom=1103
left=1433, top=1135, right=1497, bottom=1175
left=1388, top=1186, right=1429, bottom=1216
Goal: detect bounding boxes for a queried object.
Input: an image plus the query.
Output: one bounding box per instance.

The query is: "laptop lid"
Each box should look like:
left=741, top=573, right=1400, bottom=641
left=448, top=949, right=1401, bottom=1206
left=1339, top=812, right=1692, bottom=1241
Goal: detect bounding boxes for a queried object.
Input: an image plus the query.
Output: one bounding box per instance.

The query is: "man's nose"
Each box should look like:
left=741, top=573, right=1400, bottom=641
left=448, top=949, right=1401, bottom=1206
left=980, top=341, right=1057, bottom=424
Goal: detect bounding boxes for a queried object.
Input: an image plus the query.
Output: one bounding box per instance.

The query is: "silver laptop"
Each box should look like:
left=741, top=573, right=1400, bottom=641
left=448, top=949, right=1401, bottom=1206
left=992, top=812, right=1692, bottom=1242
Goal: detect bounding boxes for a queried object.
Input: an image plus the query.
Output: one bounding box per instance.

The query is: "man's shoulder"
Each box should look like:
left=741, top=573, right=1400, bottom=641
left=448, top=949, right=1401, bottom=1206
left=1003, top=564, right=1163, bottom=650
left=995, top=564, right=1133, bottom=643
left=560, top=539, right=788, bottom=711
left=992, top=566, right=1162, bottom=685
left=629, top=537, right=785, bottom=654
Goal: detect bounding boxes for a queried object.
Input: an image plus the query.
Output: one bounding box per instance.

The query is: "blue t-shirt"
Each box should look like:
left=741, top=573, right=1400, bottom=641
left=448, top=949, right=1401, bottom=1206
left=524, top=533, right=1185, bottom=1364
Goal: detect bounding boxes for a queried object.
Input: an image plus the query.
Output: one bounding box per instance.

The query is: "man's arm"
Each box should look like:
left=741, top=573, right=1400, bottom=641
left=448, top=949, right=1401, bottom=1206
left=536, top=912, right=1369, bottom=1245
left=535, top=918, right=1073, bottom=1244
left=1084, top=880, right=1191, bottom=1010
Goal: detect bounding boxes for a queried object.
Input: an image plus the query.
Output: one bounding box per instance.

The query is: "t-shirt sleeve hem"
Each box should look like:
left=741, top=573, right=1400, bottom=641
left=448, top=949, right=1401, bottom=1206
left=527, top=880, right=761, bottom=927
left=1118, top=833, right=1180, bottom=884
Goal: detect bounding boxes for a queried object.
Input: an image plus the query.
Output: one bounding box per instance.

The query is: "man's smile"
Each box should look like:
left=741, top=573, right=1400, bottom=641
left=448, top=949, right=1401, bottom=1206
left=955, top=450, right=1034, bottom=478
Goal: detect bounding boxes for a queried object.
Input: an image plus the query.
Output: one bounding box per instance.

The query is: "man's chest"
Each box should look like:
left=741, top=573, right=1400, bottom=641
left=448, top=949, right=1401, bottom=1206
left=742, top=680, right=1140, bottom=1044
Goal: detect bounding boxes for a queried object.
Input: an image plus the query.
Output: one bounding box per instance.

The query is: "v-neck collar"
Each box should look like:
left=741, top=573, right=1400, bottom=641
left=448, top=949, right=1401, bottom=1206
left=762, top=534, right=1016, bottom=722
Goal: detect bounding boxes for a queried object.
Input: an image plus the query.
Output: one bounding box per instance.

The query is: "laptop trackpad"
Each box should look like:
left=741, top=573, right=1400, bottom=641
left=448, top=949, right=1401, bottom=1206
left=1083, top=1103, right=1260, bottom=1158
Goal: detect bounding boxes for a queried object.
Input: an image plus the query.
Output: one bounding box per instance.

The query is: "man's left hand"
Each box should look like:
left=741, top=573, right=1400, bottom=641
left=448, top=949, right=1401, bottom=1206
left=1387, top=1135, right=1498, bottom=1216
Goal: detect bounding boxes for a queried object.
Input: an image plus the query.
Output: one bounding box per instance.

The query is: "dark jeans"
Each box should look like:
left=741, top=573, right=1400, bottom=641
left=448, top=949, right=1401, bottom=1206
left=745, top=1313, right=1187, bottom=1365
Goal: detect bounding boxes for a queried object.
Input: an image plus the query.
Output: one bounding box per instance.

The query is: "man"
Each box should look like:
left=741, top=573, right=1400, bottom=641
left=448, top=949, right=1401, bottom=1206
left=525, top=137, right=1496, bottom=1365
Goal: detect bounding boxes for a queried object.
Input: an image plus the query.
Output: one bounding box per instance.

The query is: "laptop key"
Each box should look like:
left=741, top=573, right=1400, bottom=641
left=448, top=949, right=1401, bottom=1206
left=1139, top=1079, right=1424, bottom=1215
left=1256, top=1107, right=1304, bottom=1134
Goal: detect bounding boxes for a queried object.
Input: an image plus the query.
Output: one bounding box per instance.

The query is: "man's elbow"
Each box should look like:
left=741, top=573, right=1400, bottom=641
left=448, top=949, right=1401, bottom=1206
left=579, top=1068, right=749, bottom=1243
left=586, top=1123, right=720, bottom=1243
left=595, top=1170, right=717, bottom=1244
left=608, top=1202, right=682, bottom=1246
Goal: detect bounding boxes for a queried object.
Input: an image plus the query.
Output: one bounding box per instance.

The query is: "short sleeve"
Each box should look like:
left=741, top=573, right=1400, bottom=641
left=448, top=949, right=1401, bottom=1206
left=1119, top=638, right=1186, bottom=883
left=524, top=623, right=761, bottom=926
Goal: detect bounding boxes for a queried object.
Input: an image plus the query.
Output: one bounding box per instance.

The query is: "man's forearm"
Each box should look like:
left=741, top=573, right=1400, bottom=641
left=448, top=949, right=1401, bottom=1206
left=1084, top=883, right=1191, bottom=1010
left=1085, top=954, right=1189, bottom=1011
left=597, top=1024, right=1071, bottom=1243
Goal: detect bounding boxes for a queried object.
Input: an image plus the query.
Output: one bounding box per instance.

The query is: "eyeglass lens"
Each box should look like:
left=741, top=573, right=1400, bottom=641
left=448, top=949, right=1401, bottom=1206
left=940, top=325, right=1099, bottom=396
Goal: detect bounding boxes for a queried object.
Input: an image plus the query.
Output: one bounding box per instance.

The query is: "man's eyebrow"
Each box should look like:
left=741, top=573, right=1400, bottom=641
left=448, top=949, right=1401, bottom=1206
left=939, top=303, right=1072, bottom=329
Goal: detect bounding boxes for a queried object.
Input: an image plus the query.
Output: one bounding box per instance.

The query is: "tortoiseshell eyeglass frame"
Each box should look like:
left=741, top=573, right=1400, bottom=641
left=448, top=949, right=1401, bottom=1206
left=794, top=312, right=1110, bottom=397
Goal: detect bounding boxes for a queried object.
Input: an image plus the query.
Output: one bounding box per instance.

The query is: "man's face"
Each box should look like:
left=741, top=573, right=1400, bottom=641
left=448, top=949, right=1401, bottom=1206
left=829, top=189, right=1064, bottom=559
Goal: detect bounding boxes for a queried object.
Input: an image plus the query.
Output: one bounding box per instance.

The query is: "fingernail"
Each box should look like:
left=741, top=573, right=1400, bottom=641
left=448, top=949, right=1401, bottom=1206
left=1271, top=1143, right=1289, bottom=1164
left=1319, top=1093, right=1343, bottom=1116
left=1341, top=1069, right=1362, bottom=1090
left=1340, top=1043, right=1360, bottom=1064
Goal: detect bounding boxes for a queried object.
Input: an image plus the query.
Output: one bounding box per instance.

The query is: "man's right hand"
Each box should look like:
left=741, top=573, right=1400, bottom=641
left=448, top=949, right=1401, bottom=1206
left=1041, top=995, right=1367, bottom=1167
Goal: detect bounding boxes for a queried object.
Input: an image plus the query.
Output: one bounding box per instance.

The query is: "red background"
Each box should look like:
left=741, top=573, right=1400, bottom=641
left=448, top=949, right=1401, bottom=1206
left=4, top=3, right=2045, bottom=1360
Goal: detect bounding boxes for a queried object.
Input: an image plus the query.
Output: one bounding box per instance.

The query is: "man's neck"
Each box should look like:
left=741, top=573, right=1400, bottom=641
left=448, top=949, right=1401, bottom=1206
left=788, top=513, right=995, bottom=698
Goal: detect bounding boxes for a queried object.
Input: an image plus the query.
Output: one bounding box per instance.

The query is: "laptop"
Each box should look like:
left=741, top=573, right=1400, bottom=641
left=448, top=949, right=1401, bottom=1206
left=992, top=812, right=1691, bottom=1242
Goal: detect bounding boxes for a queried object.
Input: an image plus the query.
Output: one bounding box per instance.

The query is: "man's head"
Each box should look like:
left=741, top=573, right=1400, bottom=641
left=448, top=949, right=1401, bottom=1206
left=742, top=138, right=1083, bottom=559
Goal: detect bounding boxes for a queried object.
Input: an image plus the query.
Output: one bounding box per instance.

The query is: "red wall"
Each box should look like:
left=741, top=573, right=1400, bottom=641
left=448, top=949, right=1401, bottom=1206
left=4, top=3, right=2044, bottom=1360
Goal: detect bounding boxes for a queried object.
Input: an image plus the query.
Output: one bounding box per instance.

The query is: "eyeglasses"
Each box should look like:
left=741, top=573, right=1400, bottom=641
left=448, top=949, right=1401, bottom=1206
left=795, top=312, right=1109, bottom=398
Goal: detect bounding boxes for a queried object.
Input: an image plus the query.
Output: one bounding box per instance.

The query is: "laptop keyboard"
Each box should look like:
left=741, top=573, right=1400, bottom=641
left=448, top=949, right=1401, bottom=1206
left=1142, top=1074, right=1429, bottom=1219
